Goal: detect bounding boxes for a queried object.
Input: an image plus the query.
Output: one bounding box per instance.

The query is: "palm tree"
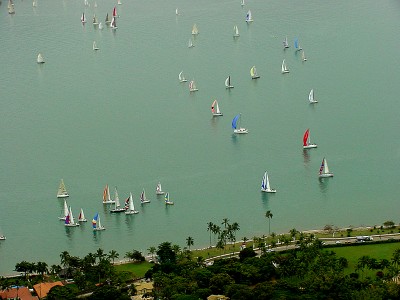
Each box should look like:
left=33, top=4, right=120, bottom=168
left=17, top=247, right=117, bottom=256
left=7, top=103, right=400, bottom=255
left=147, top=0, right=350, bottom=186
left=289, top=228, right=298, bottom=241
left=147, top=246, right=156, bottom=259
left=36, top=261, right=48, bottom=278
left=172, top=244, right=181, bottom=255
left=207, top=222, right=214, bottom=248
left=186, top=236, right=194, bottom=251
left=212, top=224, right=221, bottom=244
left=265, top=210, right=273, bottom=235
left=221, top=218, right=230, bottom=229
left=60, top=251, right=70, bottom=269
left=108, top=250, right=119, bottom=264
left=96, top=248, right=105, bottom=262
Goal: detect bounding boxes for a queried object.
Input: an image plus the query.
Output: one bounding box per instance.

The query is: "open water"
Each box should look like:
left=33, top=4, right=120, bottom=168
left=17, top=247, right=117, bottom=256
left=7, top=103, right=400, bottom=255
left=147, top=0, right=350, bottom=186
left=0, top=0, right=399, bottom=275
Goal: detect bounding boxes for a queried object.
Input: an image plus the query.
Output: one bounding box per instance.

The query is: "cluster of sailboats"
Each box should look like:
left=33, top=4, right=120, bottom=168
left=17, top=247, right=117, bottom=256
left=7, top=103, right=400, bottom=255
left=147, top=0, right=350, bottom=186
left=56, top=179, right=175, bottom=230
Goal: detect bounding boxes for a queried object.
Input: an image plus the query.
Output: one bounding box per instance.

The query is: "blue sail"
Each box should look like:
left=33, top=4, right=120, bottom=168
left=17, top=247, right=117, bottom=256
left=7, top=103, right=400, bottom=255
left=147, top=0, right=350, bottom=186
left=294, top=38, right=299, bottom=49
left=232, top=114, right=240, bottom=129
left=92, top=213, right=98, bottom=229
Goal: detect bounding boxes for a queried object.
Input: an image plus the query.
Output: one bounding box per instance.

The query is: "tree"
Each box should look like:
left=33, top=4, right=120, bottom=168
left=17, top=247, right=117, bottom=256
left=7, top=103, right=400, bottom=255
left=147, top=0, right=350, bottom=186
left=289, top=228, right=298, bottom=241
left=207, top=222, right=214, bottom=248
left=147, top=246, right=156, bottom=260
left=108, top=250, right=119, bottom=264
left=14, top=261, right=30, bottom=279
left=36, top=261, right=48, bottom=278
left=60, top=251, right=70, bottom=269
left=157, top=242, right=176, bottom=264
left=265, top=210, right=273, bottom=235
left=186, top=236, right=194, bottom=251
left=222, top=218, right=230, bottom=229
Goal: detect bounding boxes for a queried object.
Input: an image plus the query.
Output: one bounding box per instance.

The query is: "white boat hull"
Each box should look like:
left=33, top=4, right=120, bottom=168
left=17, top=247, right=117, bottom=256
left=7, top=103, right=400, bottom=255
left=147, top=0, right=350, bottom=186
left=110, top=208, right=126, bottom=213
left=234, top=128, right=248, bottom=134
left=65, top=223, right=79, bottom=227
left=190, top=88, right=198, bottom=92
left=303, top=144, right=317, bottom=149
left=103, top=200, right=116, bottom=204
left=141, top=200, right=151, bottom=204
left=226, top=86, right=234, bottom=89
left=57, top=194, right=69, bottom=198
left=165, top=201, right=174, bottom=205
left=180, top=79, right=187, bottom=83
left=309, top=100, right=318, bottom=104
left=156, top=192, right=165, bottom=195
left=261, top=188, right=277, bottom=193
left=79, top=219, right=87, bottom=222
left=0, top=236, right=6, bottom=240
left=93, top=227, right=105, bottom=231
left=282, top=70, right=289, bottom=74
left=319, top=173, right=334, bottom=178
left=125, top=210, right=139, bottom=215
left=212, top=113, right=223, bottom=117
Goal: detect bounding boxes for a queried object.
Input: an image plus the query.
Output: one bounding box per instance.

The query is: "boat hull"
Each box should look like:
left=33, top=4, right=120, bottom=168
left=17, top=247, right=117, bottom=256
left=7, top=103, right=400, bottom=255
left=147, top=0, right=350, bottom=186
left=212, top=113, right=223, bottom=117
left=319, top=173, right=334, bottom=178
left=261, top=189, right=277, bottom=193
left=226, top=86, right=234, bottom=89
left=234, top=128, right=248, bottom=134
left=110, top=208, right=126, bottom=213
left=141, top=200, right=151, bottom=204
left=156, top=192, right=165, bottom=195
left=0, top=236, right=6, bottom=240
left=78, top=219, right=87, bottom=222
left=103, top=200, right=116, bottom=204
left=303, top=144, right=317, bottom=149
left=180, top=79, right=188, bottom=83
left=57, top=194, right=69, bottom=198
left=309, top=100, right=318, bottom=104
left=165, top=201, right=174, bottom=205
left=93, top=227, right=105, bottom=231
left=189, top=89, right=198, bottom=92
left=65, top=223, right=79, bottom=227
left=125, top=210, right=139, bottom=215
left=251, top=76, right=260, bottom=79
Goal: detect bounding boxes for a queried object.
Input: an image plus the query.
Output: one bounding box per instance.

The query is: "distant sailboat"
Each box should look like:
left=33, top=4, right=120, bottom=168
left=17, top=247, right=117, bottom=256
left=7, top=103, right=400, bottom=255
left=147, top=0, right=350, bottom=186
left=189, top=80, right=198, bottom=92
left=283, top=36, right=289, bottom=49
left=164, top=192, right=174, bottom=205
left=103, top=184, right=115, bottom=204
left=125, top=193, right=139, bottom=214
left=232, top=113, right=248, bottom=134
left=140, top=189, right=151, bottom=204
left=93, top=41, right=99, bottom=51
left=81, top=12, right=87, bottom=23
left=37, top=53, right=45, bottom=64
left=303, top=129, right=317, bottom=149
left=117, top=0, right=122, bottom=5
left=301, top=50, right=307, bottom=62
left=8, top=0, right=15, bottom=14
left=246, top=10, right=253, bottom=23
left=93, top=14, right=99, bottom=25
left=110, top=187, right=125, bottom=212
left=281, top=59, right=289, bottom=74
left=112, top=6, right=118, bottom=18
left=294, top=38, right=302, bottom=51
left=250, top=66, right=260, bottom=79
left=59, top=199, right=69, bottom=220
left=318, top=157, right=334, bottom=178
left=175, top=8, right=179, bottom=15
left=225, top=76, right=234, bottom=89
left=261, top=171, right=276, bottom=193
left=105, top=13, right=111, bottom=25
left=308, top=89, right=318, bottom=104
left=191, top=24, right=199, bottom=35
left=78, top=208, right=87, bottom=222
left=92, top=213, right=105, bottom=231
left=32, top=0, right=37, bottom=7
left=211, top=99, right=223, bottom=117
left=65, top=206, right=79, bottom=227
left=57, top=179, right=69, bottom=198
left=179, top=71, right=187, bottom=83
left=241, top=0, right=245, bottom=6
left=188, top=39, right=194, bottom=48
left=156, top=182, right=164, bottom=195
left=110, top=16, right=117, bottom=29
left=233, top=25, right=240, bottom=37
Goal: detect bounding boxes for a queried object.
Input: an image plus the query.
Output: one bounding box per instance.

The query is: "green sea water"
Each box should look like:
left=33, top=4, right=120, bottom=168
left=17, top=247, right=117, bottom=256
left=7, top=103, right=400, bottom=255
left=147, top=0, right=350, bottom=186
left=1, top=0, right=400, bottom=275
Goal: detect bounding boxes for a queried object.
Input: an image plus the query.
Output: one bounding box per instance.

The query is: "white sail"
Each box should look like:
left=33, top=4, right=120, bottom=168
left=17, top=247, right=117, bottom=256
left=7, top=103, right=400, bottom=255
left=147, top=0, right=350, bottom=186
left=93, top=41, right=99, bottom=51
left=283, top=36, right=289, bottom=48
left=110, top=16, right=117, bottom=29
left=188, top=39, right=194, bottom=48
left=246, top=10, right=253, bottom=22
left=191, top=24, right=199, bottom=35
left=189, top=80, right=198, bottom=92
left=211, top=100, right=223, bottom=116
left=175, top=8, right=179, bottom=15
left=57, top=179, right=68, bottom=198
left=110, top=187, right=125, bottom=212
left=65, top=206, right=79, bottom=227
left=93, top=14, right=99, bottom=25
left=309, top=89, right=317, bottom=103
left=59, top=199, right=69, bottom=220
left=319, top=157, right=334, bottom=177
left=37, top=53, right=45, bottom=64
left=78, top=208, right=87, bottom=222
left=225, top=76, right=234, bottom=89
left=261, top=171, right=276, bottom=192
left=156, top=182, right=164, bottom=195
left=233, top=25, right=240, bottom=37
left=281, top=59, right=289, bottom=74
left=125, top=193, right=139, bottom=214
left=179, top=71, right=187, bottom=83
left=140, top=189, right=151, bottom=203
left=81, top=13, right=86, bottom=23
left=302, top=50, right=307, bottom=61
left=250, top=66, right=260, bottom=79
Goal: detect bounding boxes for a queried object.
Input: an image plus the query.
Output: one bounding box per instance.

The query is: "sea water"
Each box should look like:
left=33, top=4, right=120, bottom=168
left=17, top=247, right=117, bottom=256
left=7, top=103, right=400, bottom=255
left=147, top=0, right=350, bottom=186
left=0, top=0, right=399, bottom=275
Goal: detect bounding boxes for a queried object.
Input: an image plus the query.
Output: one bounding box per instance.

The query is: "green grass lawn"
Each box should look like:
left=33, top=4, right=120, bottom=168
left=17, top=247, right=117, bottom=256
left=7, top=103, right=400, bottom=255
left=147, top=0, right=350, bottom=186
left=114, top=261, right=153, bottom=279
left=329, top=242, right=400, bottom=276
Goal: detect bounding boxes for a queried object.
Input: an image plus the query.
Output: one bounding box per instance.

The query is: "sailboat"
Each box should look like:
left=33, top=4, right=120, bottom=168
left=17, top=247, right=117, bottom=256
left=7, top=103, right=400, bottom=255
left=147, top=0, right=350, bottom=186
left=105, top=13, right=111, bottom=25
left=110, top=16, right=117, bottom=29
left=156, top=182, right=164, bottom=195
left=0, top=235, right=5, bottom=241
left=140, top=189, right=151, bottom=204
left=189, top=80, right=198, bottom=92
left=261, top=171, right=276, bottom=193
left=164, top=192, right=174, bottom=205
left=308, top=89, right=318, bottom=103
left=65, top=206, right=80, bottom=227
left=241, top=0, right=245, bottom=6
left=281, top=59, right=289, bottom=74
left=78, top=208, right=87, bottom=222
left=250, top=66, right=260, bottom=79
left=318, top=157, right=334, bottom=178
left=117, top=0, right=122, bottom=5
left=32, top=0, right=37, bottom=7
left=191, top=24, right=199, bottom=35
left=294, top=38, right=302, bottom=51
left=233, top=25, right=240, bottom=37
left=93, top=41, right=99, bottom=51
left=246, top=10, right=253, bottom=23
left=179, top=71, right=187, bottom=83
left=57, top=179, right=69, bottom=198
left=188, top=39, right=194, bottom=48
left=225, top=76, right=234, bottom=89
left=103, top=184, right=115, bottom=204
left=301, top=50, right=307, bottom=62
left=93, top=14, right=99, bottom=25
left=125, top=193, right=139, bottom=214
left=110, top=187, right=125, bottom=212
left=81, top=12, right=87, bottom=23
left=37, top=53, right=45, bottom=64
left=303, top=129, right=317, bottom=149
left=175, top=8, right=179, bottom=15
left=232, top=113, right=248, bottom=134
left=283, top=36, right=289, bottom=49
left=59, top=199, right=69, bottom=220
left=8, top=0, right=15, bottom=14
left=211, top=100, right=223, bottom=117
left=92, top=213, right=105, bottom=231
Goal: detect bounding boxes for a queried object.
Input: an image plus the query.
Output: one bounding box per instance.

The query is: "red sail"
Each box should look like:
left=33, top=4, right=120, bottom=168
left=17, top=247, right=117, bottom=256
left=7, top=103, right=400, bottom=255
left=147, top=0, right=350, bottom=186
left=303, top=129, right=309, bottom=146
